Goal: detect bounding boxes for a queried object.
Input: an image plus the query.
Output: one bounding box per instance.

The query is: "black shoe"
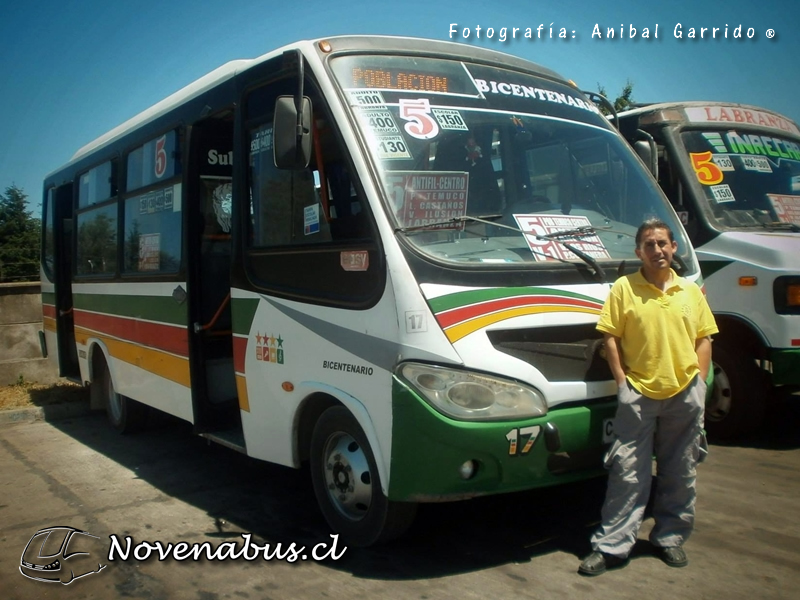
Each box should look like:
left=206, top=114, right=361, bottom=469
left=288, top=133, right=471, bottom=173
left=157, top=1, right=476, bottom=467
left=659, top=546, right=688, bottom=568
left=578, top=551, right=628, bottom=576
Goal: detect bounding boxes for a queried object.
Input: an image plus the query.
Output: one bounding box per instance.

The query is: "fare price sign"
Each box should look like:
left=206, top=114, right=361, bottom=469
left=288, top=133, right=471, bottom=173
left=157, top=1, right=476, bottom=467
left=768, top=194, right=800, bottom=224
left=513, top=214, right=611, bottom=261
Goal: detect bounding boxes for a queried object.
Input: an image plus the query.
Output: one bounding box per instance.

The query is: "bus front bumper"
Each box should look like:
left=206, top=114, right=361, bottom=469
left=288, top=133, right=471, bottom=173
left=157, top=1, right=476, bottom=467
left=770, top=348, right=800, bottom=386
left=388, top=378, right=617, bottom=502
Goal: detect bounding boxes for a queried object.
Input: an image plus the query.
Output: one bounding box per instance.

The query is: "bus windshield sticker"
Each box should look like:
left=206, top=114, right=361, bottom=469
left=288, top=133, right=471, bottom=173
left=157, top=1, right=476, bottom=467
left=741, top=156, right=773, bottom=173
left=384, top=171, right=469, bottom=230
left=250, top=126, right=273, bottom=155
left=712, top=155, right=735, bottom=171
left=469, top=74, right=602, bottom=117
left=702, top=131, right=800, bottom=163
left=340, top=250, right=369, bottom=272
left=513, top=214, right=611, bottom=261
left=138, top=233, right=161, bottom=271
left=357, top=108, right=399, bottom=135
left=432, top=108, right=469, bottom=131
left=767, top=194, right=800, bottom=223
left=348, top=89, right=386, bottom=108
left=710, top=184, right=736, bottom=203
left=138, top=187, right=176, bottom=215
left=373, top=135, right=412, bottom=160
left=689, top=151, right=724, bottom=185
left=304, top=204, right=320, bottom=235
left=398, top=99, right=440, bottom=140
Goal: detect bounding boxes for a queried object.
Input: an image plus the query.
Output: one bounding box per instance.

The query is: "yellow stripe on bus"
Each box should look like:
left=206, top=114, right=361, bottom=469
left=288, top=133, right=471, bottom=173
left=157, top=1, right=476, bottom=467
left=43, top=316, right=57, bottom=332
left=235, top=375, right=250, bottom=413
left=445, top=305, right=601, bottom=343
left=75, top=327, right=191, bottom=388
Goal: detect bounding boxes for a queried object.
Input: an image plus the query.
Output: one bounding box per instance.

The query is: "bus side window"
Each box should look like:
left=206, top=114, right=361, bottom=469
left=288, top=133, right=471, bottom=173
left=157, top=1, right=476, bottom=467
left=312, top=117, right=371, bottom=241
left=244, top=77, right=380, bottom=305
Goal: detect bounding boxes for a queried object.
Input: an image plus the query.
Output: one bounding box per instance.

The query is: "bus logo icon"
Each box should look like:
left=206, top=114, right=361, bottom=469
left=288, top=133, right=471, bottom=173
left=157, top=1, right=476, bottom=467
left=20, top=526, right=107, bottom=584
left=255, top=332, right=285, bottom=364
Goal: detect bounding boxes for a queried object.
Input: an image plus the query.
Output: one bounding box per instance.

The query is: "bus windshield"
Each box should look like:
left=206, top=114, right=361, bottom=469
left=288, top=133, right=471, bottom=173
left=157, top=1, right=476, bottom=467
left=330, top=55, right=689, bottom=267
left=681, top=129, right=800, bottom=229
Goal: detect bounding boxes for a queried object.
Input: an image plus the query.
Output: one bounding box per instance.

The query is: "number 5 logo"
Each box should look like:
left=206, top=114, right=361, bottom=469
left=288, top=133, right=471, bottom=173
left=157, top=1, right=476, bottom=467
left=399, top=99, right=439, bottom=140
left=689, top=151, right=723, bottom=186
left=154, top=135, right=168, bottom=178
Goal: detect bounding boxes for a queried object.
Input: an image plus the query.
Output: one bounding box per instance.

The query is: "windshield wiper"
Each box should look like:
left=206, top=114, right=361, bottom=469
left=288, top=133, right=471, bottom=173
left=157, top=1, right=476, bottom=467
left=537, top=225, right=599, bottom=240
left=537, top=227, right=607, bottom=283
left=546, top=240, right=606, bottom=283
left=760, top=221, right=800, bottom=232
left=398, top=218, right=607, bottom=282
left=395, top=214, right=503, bottom=233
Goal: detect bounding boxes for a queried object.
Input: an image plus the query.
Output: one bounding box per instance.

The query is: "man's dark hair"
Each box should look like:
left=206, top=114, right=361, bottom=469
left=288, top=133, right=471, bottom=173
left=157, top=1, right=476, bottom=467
left=635, top=218, right=675, bottom=247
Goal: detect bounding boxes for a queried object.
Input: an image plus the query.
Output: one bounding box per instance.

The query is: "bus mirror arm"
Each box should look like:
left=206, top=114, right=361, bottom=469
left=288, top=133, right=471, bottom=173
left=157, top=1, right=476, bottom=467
left=582, top=91, right=618, bottom=129
left=273, top=96, right=313, bottom=169
left=671, top=253, right=688, bottom=276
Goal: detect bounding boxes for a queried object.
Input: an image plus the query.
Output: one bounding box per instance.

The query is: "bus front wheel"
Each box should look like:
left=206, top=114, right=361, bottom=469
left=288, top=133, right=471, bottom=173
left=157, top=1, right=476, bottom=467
left=93, top=353, right=147, bottom=434
left=705, top=342, right=765, bottom=441
left=309, top=406, right=417, bottom=547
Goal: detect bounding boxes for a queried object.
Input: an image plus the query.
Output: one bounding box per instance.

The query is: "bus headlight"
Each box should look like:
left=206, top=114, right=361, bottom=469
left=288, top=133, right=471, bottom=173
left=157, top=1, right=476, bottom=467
left=788, top=283, right=800, bottom=307
left=773, top=276, right=800, bottom=315
left=398, top=363, right=547, bottom=421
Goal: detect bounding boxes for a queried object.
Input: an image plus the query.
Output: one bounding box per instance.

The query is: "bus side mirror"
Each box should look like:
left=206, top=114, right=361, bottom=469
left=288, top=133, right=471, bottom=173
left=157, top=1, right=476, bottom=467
left=633, top=140, right=657, bottom=177
left=273, top=95, right=312, bottom=169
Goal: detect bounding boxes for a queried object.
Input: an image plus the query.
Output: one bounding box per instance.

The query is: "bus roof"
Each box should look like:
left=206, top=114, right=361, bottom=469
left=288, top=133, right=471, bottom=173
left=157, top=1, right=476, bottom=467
left=62, top=35, right=566, bottom=173
left=618, top=101, right=800, bottom=137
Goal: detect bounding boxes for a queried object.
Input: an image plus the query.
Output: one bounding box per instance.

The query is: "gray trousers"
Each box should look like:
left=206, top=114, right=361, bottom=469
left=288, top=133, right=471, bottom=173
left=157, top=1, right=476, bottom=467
left=591, top=375, right=707, bottom=557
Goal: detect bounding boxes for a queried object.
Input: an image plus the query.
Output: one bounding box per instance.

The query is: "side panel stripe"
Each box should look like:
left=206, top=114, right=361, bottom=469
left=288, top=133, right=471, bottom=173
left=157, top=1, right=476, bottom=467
left=73, top=310, right=189, bottom=357
left=233, top=335, right=248, bottom=375
left=436, top=294, right=602, bottom=329
left=73, top=293, right=187, bottom=326
left=74, top=327, right=190, bottom=387
left=443, top=305, right=601, bottom=343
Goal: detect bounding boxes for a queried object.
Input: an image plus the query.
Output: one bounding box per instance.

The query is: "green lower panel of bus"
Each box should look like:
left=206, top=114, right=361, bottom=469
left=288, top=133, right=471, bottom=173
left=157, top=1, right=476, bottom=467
left=388, top=378, right=617, bottom=502
left=770, top=348, right=800, bottom=385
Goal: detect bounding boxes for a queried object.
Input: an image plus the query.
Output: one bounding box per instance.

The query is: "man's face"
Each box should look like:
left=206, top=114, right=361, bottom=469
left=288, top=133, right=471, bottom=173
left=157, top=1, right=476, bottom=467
left=635, top=227, right=677, bottom=273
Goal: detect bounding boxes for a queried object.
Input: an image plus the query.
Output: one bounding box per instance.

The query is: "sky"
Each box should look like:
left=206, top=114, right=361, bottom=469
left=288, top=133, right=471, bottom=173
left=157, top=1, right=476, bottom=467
left=2, top=0, right=798, bottom=214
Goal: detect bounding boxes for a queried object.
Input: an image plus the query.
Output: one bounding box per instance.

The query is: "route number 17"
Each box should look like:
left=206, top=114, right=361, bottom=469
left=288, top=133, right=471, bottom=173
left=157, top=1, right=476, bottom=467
left=505, top=426, right=541, bottom=456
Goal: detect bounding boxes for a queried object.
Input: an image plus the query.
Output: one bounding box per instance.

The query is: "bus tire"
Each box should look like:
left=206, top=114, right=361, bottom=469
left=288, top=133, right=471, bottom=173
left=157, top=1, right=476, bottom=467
left=705, top=342, right=765, bottom=441
left=94, top=354, right=147, bottom=434
left=310, top=406, right=417, bottom=547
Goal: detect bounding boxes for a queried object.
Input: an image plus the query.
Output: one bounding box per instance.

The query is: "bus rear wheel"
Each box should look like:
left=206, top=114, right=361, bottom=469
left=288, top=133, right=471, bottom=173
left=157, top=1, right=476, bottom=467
left=93, top=353, right=147, bottom=434
left=705, top=342, right=765, bottom=441
left=310, top=406, right=417, bottom=547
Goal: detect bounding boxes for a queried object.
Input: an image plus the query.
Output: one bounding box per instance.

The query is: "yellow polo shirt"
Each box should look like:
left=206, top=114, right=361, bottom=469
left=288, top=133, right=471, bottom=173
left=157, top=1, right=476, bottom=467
left=597, top=269, right=718, bottom=399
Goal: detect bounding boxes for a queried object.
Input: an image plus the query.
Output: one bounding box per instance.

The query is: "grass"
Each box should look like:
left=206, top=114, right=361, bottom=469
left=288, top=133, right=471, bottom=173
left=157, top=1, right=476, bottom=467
left=0, top=380, right=89, bottom=412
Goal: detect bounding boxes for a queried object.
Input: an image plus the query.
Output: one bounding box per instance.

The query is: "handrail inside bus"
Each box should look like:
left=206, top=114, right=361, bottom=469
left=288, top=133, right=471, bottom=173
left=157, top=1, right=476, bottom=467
left=195, top=293, right=231, bottom=333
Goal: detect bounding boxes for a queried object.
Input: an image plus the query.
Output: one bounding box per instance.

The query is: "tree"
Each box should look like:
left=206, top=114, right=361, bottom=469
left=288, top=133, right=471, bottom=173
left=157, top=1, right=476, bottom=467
left=77, top=210, right=116, bottom=275
left=597, top=80, right=635, bottom=115
left=0, top=185, right=41, bottom=282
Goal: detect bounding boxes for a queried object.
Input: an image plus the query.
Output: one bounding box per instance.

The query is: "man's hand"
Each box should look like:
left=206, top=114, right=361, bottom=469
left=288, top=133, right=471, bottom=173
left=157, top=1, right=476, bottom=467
left=695, top=336, right=712, bottom=381
left=603, top=333, right=627, bottom=386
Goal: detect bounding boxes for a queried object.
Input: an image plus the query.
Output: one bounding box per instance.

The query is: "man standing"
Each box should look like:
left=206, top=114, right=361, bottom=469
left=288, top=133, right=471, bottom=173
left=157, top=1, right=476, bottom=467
left=579, top=219, right=718, bottom=576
